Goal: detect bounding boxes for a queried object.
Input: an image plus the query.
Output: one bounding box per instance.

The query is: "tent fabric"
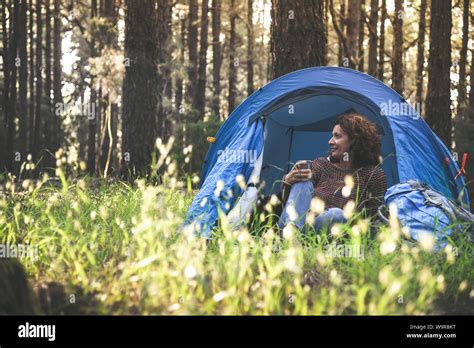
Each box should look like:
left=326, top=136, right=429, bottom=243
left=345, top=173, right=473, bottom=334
left=226, top=146, right=265, bottom=230
left=183, top=119, right=264, bottom=237
left=258, top=92, right=398, bottom=196
left=184, top=67, right=470, bottom=238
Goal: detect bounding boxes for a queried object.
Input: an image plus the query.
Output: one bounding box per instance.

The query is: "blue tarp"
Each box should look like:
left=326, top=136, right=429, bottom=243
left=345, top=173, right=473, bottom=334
left=184, top=67, right=470, bottom=238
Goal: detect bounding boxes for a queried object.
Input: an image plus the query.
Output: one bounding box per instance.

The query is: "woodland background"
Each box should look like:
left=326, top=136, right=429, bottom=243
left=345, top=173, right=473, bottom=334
left=1, top=0, right=473, bottom=201
left=1, top=0, right=474, bottom=317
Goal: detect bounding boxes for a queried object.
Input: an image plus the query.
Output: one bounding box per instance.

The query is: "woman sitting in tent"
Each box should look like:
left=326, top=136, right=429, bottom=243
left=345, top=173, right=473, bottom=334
left=278, top=111, right=387, bottom=233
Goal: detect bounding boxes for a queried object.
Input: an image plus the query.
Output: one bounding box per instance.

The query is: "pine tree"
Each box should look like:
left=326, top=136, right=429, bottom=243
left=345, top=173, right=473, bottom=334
left=120, top=0, right=159, bottom=177
left=271, top=0, right=327, bottom=78
left=195, top=0, right=209, bottom=118
left=415, top=0, right=427, bottom=113
left=211, top=0, right=221, bottom=117
left=247, top=0, right=254, bottom=95
left=425, top=0, right=452, bottom=147
left=392, top=0, right=404, bottom=95
left=367, top=0, right=378, bottom=76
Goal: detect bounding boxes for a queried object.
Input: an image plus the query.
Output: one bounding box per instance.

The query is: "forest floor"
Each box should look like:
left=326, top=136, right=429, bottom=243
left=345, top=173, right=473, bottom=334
left=1, top=173, right=473, bottom=315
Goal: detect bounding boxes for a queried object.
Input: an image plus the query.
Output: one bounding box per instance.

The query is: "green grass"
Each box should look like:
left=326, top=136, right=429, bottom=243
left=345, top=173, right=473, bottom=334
left=1, top=142, right=474, bottom=315
left=1, top=166, right=473, bottom=315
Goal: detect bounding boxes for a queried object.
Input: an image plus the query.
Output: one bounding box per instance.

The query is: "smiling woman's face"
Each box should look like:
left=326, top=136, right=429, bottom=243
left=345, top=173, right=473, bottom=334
left=328, top=125, right=351, bottom=161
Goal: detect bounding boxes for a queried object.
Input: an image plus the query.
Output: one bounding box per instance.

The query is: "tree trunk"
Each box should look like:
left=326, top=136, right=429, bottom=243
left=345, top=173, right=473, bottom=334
left=337, top=0, right=346, bottom=67
left=97, top=91, right=110, bottom=177
left=324, top=0, right=329, bottom=65
left=97, top=0, right=119, bottom=177
left=345, top=0, right=361, bottom=69
left=266, top=0, right=271, bottom=82
left=211, top=0, right=221, bottom=117
left=367, top=0, right=378, bottom=76
left=109, top=102, right=118, bottom=171
left=52, top=0, right=62, bottom=153
left=157, top=0, right=173, bottom=141
left=457, top=0, right=469, bottom=117
left=120, top=0, right=159, bottom=178
left=44, top=0, right=52, bottom=160
left=261, top=1, right=269, bottom=85
left=28, top=0, right=34, bottom=154
left=392, top=0, right=404, bottom=95
left=100, top=0, right=116, bottom=17
left=247, top=0, right=254, bottom=95
left=271, top=0, right=327, bottom=79
left=425, top=0, right=452, bottom=147
left=45, top=0, right=51, bottom=109
left=227, top=0, right=237, bottom=114
left=6, top=0, right=18, bottom=172
left=357, top=0, right=365, bottom=72
left=175, top=11, right=185, bottom=119
left=0, top=1, right=7, bottom=170
left=77, top=90, right=87, bottom=161
left=470, top=49, right=474, bottom=121
left=195, top=0, right=209, bottom=118
left=87, top=0, right=98, bottom=174
left=467, top=56, right=474, bottom=212
left=97, top=98, right=109, bottom=175
left=163, top=0, right=173, bottom=141
left=415, top=0, right=427, bottom=113
left=377, top=0, right=386, bottom=81
left=18, top=0, right=28, bottom=162
left=33, top=0, right=43, bottom=162
left=1, top=0, right=11, bottom=171
left=187, top=0, right=198, bottom=112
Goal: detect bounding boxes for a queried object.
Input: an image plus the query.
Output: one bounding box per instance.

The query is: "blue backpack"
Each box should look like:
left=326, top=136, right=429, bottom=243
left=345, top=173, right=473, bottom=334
left=377, top=180, right=474, bottom=247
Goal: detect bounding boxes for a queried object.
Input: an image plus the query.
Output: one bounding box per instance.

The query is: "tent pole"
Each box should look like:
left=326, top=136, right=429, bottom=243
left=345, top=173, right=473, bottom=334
left=287, top=126, right=294, bottom=173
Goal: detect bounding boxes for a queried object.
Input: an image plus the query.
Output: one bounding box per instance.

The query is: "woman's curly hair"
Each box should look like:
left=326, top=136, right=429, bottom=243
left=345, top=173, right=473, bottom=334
left=333, top=111, right=382, bottom=168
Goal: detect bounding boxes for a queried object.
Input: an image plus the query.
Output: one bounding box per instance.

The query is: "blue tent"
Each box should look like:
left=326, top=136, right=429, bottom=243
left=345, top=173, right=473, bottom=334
left=184, top=67, right=470, bottom=238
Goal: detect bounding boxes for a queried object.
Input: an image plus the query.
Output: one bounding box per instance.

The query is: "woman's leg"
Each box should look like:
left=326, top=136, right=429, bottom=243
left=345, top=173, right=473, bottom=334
left=313, top=207, right=347, bottom=233
left=277, top=181, right=314, bottom=230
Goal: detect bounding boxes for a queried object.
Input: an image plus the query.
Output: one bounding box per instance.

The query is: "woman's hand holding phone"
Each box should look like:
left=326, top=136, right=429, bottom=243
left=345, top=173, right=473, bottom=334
left=283, top=160, right=312, bottom=185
